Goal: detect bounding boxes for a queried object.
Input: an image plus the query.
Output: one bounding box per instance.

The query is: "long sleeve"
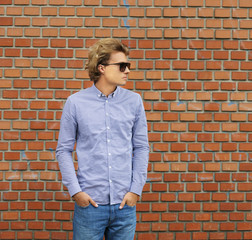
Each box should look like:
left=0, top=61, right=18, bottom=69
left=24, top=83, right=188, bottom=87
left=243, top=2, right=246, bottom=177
left=129, top=95, right=149, bottom=196
left=56, top=97, right=82, bottom=197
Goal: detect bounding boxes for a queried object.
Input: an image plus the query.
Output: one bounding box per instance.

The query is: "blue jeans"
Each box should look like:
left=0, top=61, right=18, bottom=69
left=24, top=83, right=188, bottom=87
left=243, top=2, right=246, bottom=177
left=73, top=203, right=136, bottom=240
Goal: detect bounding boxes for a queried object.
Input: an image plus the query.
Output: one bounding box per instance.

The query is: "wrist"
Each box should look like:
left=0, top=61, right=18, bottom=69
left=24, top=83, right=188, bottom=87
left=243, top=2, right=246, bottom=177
left=72, top=191, right=82, bottom=200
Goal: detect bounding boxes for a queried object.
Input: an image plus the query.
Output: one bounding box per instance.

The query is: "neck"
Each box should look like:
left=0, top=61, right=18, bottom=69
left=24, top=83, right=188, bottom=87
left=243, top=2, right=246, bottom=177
left=95, top=79, right=116, bottom=97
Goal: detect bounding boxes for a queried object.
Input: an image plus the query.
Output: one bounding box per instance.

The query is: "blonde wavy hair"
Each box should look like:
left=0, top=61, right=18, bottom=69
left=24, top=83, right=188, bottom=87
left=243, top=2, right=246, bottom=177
left=86, top=38, right=129, bottom=83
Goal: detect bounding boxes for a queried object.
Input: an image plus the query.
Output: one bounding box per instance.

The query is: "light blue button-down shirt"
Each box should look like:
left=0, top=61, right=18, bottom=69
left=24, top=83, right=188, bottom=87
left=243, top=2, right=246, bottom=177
left=56, top=84, right=149, bottom=205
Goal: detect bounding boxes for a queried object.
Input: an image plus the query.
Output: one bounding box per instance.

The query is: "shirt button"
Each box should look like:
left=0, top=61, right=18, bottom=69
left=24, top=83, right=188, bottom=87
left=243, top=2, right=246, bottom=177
left=109, top=166, right=112, bottom=169
left=108, top=153, right=111, bottom=156
left=109, top=180, right=112, bottom=183
left=106, top=100, right=108, bottom=103
left=107, top=139, right=110, bottom=143
left=106, top=113, right=109, bottom=116
left=107, top=126, right=110, bottom=130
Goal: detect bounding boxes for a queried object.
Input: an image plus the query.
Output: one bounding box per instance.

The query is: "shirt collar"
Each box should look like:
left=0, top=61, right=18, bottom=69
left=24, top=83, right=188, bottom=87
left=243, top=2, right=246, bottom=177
left=91, top=84, right=120, bottom=98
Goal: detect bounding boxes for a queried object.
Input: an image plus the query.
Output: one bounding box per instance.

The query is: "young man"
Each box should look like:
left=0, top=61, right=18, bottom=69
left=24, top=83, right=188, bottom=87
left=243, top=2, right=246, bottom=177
left=56, top=38, right=149, bottom=240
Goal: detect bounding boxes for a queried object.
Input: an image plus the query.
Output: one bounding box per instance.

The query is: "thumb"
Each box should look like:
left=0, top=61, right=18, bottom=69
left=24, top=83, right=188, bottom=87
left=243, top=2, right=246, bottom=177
left=119, top=199, right=126, bottom=209
left=89, top=198, right=98, bottom=208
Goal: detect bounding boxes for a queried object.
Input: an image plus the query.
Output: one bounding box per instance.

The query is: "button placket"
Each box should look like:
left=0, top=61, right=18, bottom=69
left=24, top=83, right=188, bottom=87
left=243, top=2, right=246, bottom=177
left=105, top=98, right=113, bottom=196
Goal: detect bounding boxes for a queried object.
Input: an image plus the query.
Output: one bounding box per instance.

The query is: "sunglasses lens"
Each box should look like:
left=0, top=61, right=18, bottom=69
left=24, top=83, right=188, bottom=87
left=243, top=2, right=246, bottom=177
left=120, top=63, right=130, bottom=72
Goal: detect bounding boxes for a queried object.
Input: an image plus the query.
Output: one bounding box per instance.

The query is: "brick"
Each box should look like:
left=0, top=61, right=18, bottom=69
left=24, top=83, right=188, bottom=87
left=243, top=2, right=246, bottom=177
left=181, top=8, right=196, bottom=17
left=189, top=40, right=203, bottom=49
left=24, top=28, right=41, bottom=37
left=59, top=7, right=75, bottom=16
left=222, top=0, right=237, bottom=7
left=3, top=192, right=19, bottom=201
left=244, top=232, right=252, bottom=240
left=58, top=70, right=74, bottom=79
left=164, top=8, right=179, bottom=17
left=0, top=0, right=12, bottom=4
left=224, top=40, right=239, bottom=50
left=198, top=8, right=214, bottom=17
left=136, top=223, right=150, bottom=231
left=172, top=40, right=187, bottom=49
left=237, top=222, right=252, bottom=231
left=189, top=19, right=204, bottom=28
left=206, top=40, right=222, bottom=49
left=3, top=212, right=19, bottom=220
left=0, top=17, right=13, bottom=26
left=41, top=7, right=57, bottom=16
left=67, top=18, right=83, bottom=27
left=172, top=19, right=187, bottom=28
left=171, top=0, right=186, bottom=6
left=138, top=233, right=157, bottom=240
left=240, top=0, right=252, bottom=7
left=50, top=39, right=65, bottom=48
left=41, top=28, right=57, bottom=37
left=215, top=9, right=230, bottom=18
left=146, top=8, right=162, bottom=17
left=40, top=49, right=56, bottom=58
left=7, top=28, right=23, bottom=37
left=11, top=182, right=27, bottom=191
left=34, top=231, right=50, bottom=239
left=49, top=18, right=65, bottom=27
left=55, top=212, right=71, bottom=221
left=169, top=222, right=184, bottom=231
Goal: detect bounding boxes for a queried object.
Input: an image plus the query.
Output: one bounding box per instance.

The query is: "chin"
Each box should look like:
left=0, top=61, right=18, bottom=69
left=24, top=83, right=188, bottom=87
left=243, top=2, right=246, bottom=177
left=118, top=80, right=127, bottom=86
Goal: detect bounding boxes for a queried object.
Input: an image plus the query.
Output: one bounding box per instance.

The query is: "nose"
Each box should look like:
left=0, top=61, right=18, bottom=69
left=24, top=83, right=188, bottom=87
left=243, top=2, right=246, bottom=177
left=125, top=66, right=130, bottom=73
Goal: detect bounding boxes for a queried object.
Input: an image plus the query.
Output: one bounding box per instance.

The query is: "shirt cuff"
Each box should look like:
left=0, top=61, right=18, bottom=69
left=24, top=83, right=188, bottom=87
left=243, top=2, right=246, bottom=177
left=129, top=183, right=143, bottom=197
left=68, top=184, right=82, bottom=197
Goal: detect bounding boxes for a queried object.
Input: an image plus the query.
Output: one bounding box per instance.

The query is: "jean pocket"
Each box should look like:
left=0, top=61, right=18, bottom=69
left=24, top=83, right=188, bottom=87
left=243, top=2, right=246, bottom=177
left=76, top=202, right=90, bottom=209
left=125, top=204, right=136, bottom=208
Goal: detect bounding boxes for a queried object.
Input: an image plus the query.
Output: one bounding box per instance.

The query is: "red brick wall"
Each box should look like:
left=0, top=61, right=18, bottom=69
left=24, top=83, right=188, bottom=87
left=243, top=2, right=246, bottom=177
left=1, top=0, right=252, bottom=239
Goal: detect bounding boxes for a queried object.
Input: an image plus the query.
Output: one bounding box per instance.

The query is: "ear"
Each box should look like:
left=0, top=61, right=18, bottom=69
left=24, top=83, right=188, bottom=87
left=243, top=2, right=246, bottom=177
left=98, top=64, right=105, bottom=74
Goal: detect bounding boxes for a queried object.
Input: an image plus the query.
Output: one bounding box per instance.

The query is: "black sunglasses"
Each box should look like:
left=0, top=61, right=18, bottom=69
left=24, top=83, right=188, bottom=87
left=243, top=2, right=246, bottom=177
left=103, top=62, right=131, bottom=72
